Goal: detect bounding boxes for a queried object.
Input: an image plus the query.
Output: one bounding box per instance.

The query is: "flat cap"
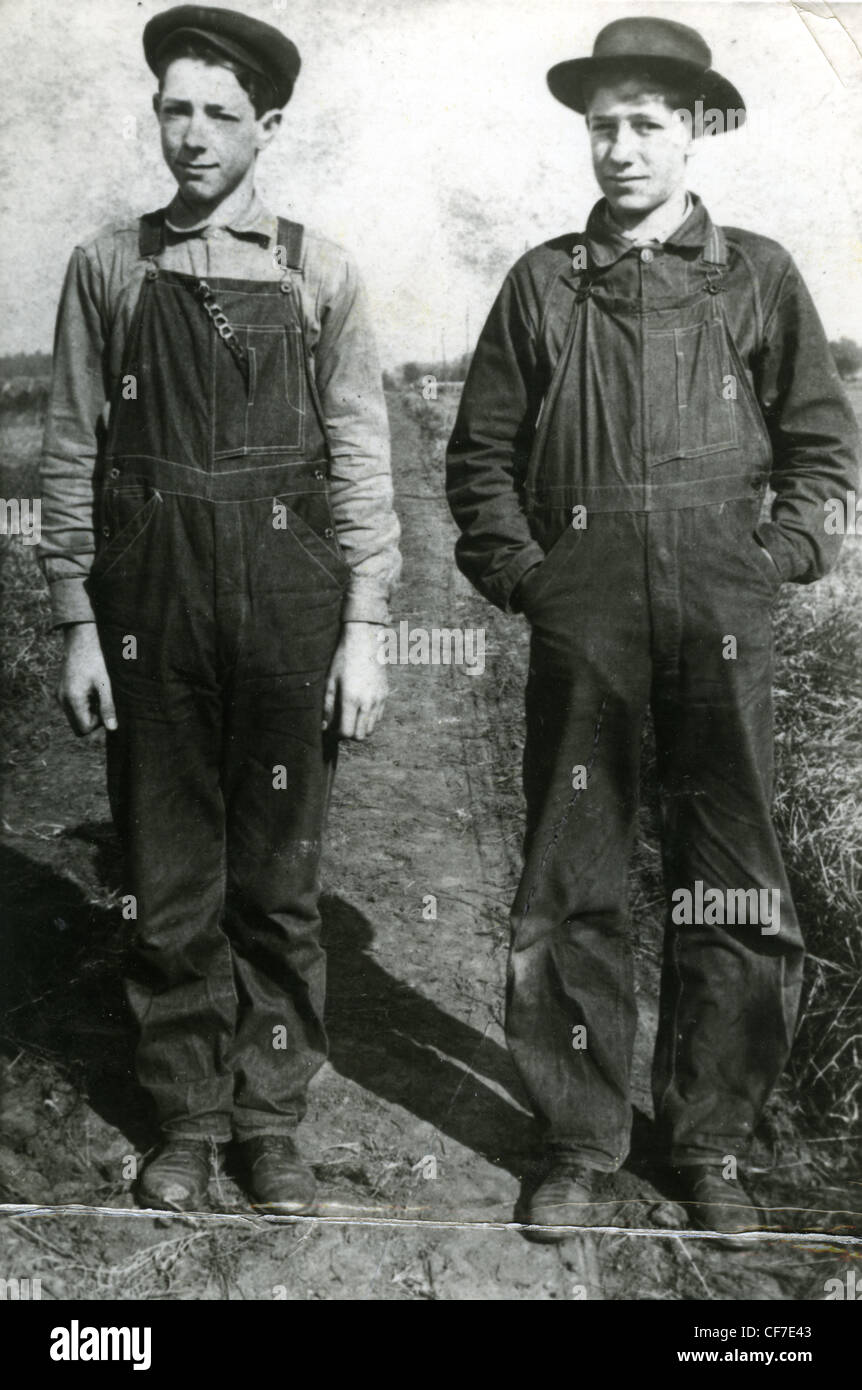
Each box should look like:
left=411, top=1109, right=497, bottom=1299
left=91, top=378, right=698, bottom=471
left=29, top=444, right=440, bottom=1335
left=143, top=5, right=301, bottom=108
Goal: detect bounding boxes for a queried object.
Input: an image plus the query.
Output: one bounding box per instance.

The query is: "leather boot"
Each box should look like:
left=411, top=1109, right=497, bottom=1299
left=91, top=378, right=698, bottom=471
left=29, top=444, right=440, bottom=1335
left=138, top=1139, right=214, bottom=1211
left=523, top=1158, right=599, bottom=1243
left=676, top=1164, right=764, bottom=1247
left=238, top=1136, right=317, bottom=1215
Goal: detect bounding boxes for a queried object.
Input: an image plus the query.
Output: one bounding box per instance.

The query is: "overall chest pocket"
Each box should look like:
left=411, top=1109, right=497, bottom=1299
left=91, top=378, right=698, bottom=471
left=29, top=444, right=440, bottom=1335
left=214, top=323, right=306, bottom=457
left=644, top=316, right=737, bottom=464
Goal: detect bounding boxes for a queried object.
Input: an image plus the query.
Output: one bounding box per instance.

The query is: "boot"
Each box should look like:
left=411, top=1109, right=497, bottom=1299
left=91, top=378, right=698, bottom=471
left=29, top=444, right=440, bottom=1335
left=523, top=1157, right=599, bottom=1243
left=676, top=1163, right=764, bottom=1247
left=138, top=1139, right=214, bottom=1211
left=238, top=1136, right=317, bottom=1215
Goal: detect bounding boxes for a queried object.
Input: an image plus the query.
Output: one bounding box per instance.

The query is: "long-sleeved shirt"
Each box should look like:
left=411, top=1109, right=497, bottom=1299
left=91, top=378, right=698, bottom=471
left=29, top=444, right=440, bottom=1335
left=39, top=194, right=400, bottom=626
left=447, top=194, right=859, bottom=611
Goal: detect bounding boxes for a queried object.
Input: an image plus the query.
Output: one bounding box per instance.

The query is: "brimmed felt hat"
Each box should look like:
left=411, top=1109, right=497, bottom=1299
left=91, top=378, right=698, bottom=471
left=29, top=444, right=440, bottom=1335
left=143, top=4, right=301, bottom=108
left=547, top=18, right=745, bottom=128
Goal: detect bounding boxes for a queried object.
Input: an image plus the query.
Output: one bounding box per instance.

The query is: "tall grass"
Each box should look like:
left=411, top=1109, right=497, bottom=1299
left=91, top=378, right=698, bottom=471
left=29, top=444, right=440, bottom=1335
left=772, top=573, right=862, bottom=1141
left=0, top=412, right=58, bottom=749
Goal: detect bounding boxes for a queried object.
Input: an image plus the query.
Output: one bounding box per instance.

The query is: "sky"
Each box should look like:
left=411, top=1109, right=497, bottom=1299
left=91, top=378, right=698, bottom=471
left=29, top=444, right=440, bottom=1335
left=1, top=0, right=861, bottom=367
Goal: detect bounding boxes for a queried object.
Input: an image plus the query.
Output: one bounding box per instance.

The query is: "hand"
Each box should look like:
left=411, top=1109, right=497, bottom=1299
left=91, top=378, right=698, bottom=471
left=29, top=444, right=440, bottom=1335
left=56, top=622, right=118, bottom=736
left=511, top=563, right=544, bottom=614
left=323, top=622, right=388, bottom=741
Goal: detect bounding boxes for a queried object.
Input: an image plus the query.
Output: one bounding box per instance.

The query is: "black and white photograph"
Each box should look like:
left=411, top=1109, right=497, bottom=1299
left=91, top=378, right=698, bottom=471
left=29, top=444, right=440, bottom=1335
left=1, top=0, right=861, bottom=1325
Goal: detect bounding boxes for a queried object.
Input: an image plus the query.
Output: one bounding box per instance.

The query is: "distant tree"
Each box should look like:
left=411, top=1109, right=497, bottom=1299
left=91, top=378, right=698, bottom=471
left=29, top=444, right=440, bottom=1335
left=0, top=350, right=52, bottom=383
left=829, top=337, right=862, bottom=380
left=397, top=352, right=473, bottom=385
left=450, top=350, right=473, bottom=380
left=382, top=369, right=397, bottom=390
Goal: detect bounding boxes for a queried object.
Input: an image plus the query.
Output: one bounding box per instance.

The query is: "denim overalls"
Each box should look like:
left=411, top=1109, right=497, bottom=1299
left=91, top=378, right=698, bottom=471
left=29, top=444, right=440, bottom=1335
left=86, top=213, right=349, bottom=1142
left=504, top=224, right=805, bottom=1170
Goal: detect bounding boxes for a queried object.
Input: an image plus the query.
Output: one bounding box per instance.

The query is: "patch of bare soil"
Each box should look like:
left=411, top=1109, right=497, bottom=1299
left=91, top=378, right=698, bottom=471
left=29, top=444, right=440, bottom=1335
left=0, top=397, right=858, bottom=1299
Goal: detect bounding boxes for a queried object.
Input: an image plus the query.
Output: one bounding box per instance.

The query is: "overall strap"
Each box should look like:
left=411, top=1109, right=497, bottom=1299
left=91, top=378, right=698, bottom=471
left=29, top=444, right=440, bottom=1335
left=702, top=225, right=728, bottom=276
left=138, top=210, right=166, bottom=260
left=529, top=239, right=591, bottom=441
left=535, top=238, right=590, bottom=387
left=275, top=217, right=335, bottom=468
left=275, top=217, right=304, bottom=270
left=703, top=224, right=727, bottom=264
left=538, top=237, right=592, bottom=330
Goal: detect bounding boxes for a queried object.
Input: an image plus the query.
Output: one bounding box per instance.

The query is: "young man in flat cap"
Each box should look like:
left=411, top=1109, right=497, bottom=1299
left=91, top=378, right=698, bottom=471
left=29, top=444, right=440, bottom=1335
left=40, top=5, right=400, bottom=1213
left=447, top=18, right=858, bottom=1242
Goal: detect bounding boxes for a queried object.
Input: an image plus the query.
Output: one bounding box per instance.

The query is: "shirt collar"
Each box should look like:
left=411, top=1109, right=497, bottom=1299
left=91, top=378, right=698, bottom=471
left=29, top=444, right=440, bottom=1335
left=163, top=192, right=277, bottom=247
left=616, top=191, right=692, bottom=244
left=583, top=192, right=720, bottom=267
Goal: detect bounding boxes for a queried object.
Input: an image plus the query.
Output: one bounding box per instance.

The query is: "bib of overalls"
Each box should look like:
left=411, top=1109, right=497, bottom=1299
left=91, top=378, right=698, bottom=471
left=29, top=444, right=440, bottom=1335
left=523, top=230, right=774, bottom=550
left=87, top=212, right=350, bottom=621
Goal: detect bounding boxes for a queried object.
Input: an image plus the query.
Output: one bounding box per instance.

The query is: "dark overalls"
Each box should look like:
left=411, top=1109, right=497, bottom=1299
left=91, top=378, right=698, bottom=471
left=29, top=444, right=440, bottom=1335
left=86, top=214, right=350, bottom=1142
left=503, top=224, right=806, bottom=1170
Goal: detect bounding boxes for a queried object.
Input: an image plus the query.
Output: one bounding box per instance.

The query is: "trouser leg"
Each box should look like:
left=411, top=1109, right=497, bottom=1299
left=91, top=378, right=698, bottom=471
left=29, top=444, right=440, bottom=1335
left=218, top=534, right=345, bottom=1141
left=650, top=503, right=805, bottom=1165
left=222, top=689, right=337, bottom=1140
left=505, top=517, right=651, bottom=1170
left=94, top=489, right=237, bottom=1142
left=107, top=685, right=236, bottom=1142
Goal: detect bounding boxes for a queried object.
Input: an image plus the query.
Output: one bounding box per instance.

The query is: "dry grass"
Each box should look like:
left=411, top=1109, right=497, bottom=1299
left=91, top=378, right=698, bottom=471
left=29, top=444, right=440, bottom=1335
left=400, top=389, right=460, bottom=442
left=772, top=572, right=862, bottom=1142
left=0, top=411, right=58, bottom=749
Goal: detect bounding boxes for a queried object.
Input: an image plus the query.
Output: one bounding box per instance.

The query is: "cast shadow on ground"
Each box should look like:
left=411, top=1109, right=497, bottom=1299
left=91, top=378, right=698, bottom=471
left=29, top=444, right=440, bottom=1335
left=0, top=834, right=153, bottom=1149
left=0, top=834, right=580, bottom=1181
left=319, top=891, right=539, bottom=1175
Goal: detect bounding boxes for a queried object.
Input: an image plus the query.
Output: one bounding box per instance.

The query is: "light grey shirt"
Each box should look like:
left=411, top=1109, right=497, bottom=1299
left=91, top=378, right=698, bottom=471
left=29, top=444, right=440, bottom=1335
left=39, top=194, right=401, bottom=625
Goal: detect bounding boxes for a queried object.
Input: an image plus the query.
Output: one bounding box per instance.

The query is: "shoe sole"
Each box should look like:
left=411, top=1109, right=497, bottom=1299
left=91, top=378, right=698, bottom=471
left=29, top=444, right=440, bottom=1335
left=136, top=1187, right=207, bottom=1213
left=521, top=1224, right=572, bottom=1244
left=250, top=1199, right=316, bottom=1216
left=685, top=1205, right=766, bottom=1250
left=522, top=1214, right=601, bottom=1243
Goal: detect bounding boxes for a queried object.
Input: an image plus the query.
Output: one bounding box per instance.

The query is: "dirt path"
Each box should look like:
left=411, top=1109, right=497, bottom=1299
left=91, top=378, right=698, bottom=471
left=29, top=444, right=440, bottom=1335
left=0, top=397, right=853, bottom=1299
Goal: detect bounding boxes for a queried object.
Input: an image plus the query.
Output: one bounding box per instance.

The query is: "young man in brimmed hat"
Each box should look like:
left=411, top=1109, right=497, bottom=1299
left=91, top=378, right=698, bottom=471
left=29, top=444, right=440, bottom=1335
left=447, top=18, right=858, bottom=1242
left=40, top=4, right=400, bottom=1214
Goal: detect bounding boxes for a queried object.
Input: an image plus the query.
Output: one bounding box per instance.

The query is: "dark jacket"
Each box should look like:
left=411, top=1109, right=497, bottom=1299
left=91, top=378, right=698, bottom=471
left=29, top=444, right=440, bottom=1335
left=446, top=194, right=859, bottom=611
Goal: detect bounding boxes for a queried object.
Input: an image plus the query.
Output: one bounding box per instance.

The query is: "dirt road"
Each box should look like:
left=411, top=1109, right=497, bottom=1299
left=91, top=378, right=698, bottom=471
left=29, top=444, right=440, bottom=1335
left=0, top=395, right=855, bottom=1298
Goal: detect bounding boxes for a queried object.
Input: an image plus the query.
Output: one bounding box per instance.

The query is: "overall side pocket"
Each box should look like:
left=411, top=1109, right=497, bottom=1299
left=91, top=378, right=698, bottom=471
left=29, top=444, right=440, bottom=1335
left=88, top=484, right=162, bottom=588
